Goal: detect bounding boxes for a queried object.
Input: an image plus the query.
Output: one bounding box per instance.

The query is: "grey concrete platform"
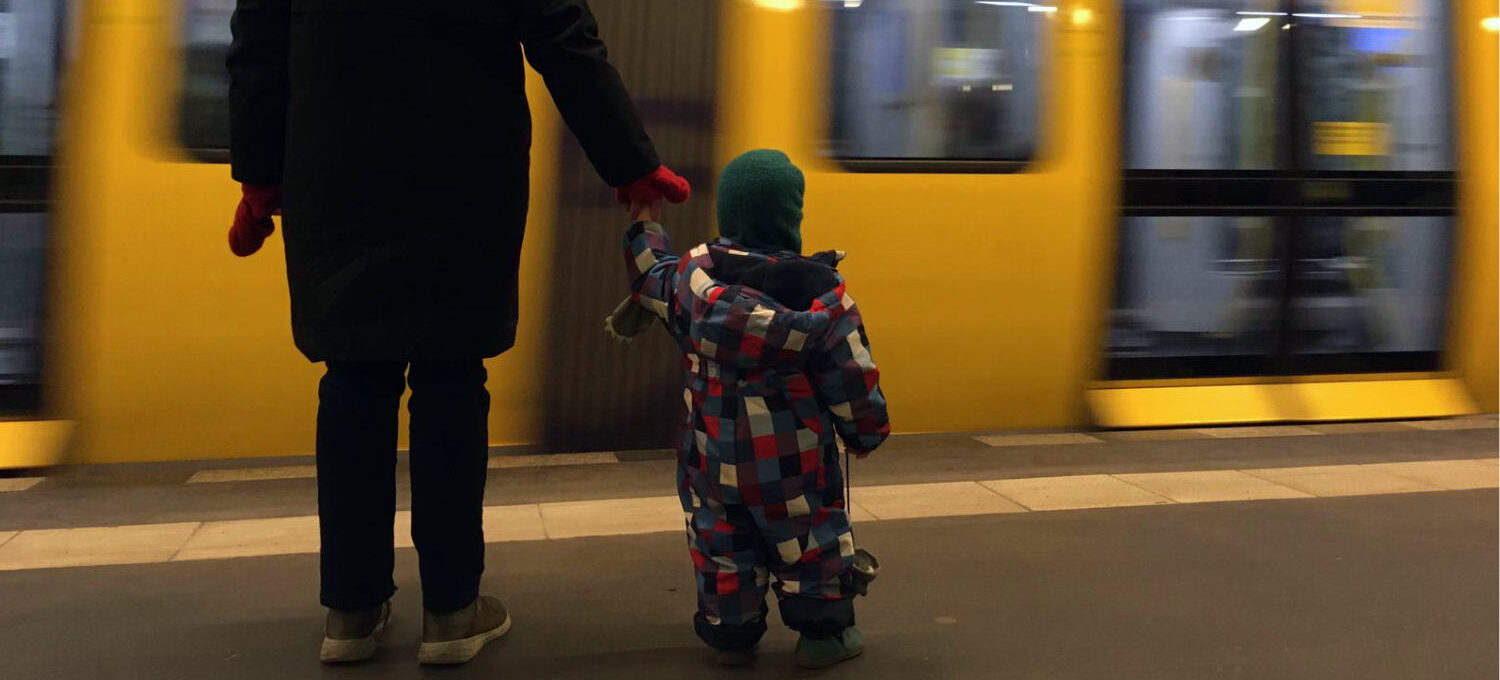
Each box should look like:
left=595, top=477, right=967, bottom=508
left=0, top=423, right=1495, bottom=678
left=0, top=490, right=1494, bottom=679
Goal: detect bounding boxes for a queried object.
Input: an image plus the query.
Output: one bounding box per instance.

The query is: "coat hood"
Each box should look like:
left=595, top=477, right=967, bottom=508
left=667, top=240, right=852, bottom=371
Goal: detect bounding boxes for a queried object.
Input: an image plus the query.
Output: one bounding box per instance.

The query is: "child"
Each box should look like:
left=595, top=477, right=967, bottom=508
left=611, top=149, right=890, bottom=668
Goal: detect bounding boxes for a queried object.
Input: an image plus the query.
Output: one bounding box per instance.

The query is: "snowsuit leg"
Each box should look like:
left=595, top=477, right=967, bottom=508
left=685, top=500, right=772, bottom=650
left=682, top=424, right=771, bottom=651
left=751, top=443, right=857, bottom=638
left=681, top=415, right=857, bottom=650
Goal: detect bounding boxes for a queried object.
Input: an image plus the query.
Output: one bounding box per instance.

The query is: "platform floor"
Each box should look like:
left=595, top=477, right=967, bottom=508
left=0, top=419, right=1495, bottom=679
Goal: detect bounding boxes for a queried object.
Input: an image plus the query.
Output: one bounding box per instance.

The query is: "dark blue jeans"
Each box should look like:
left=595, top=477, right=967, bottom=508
left=316, top=359, right=489, bottom=614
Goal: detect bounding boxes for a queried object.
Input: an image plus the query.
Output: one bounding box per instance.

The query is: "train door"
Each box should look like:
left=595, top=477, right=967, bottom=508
left=1108, top=0, right=1456, bottom=380
left=536, top=0, right=723, bottom=452
left=0, top=0, right=66, bottom=416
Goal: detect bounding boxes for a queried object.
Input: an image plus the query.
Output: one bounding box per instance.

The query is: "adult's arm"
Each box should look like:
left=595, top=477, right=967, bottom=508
left=226, top=0, right=292, bottom=185
left=516, top=0, right=661, bottom=188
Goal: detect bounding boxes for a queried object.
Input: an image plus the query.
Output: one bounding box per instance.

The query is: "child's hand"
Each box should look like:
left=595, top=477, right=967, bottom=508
left=628, top=199, right=662, bottom=223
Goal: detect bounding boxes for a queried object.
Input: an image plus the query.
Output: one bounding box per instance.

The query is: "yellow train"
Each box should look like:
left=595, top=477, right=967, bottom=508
left=1, top=0, right=1494, bottom=466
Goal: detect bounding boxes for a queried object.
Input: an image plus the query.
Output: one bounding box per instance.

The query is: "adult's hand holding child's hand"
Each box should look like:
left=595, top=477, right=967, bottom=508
left=616, top=165, right=691, bottom=208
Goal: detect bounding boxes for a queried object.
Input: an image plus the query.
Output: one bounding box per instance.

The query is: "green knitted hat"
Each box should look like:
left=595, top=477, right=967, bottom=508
left=716, top=149, right=804, bottom=254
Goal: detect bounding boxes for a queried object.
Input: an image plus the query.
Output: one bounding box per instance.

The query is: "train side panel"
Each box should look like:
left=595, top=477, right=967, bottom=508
left=717, top=0, right=1119, bottom=431
left=51, top=0, right=564, bottom=462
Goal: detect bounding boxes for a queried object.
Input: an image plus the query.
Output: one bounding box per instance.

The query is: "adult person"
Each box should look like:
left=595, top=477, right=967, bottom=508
left=225, top=0, right=689, bottom=665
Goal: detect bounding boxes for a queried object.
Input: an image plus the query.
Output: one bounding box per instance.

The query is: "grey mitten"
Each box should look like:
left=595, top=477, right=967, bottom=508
left=604, top=296, right=657, bottom=344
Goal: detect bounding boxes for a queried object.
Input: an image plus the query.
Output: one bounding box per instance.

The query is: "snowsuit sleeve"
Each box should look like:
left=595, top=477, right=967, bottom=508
left=622, top=221, right=680, bottom=320
left=811, top=290, right=890, bottom=453
left=227, top=0, right=292, bottom=185
left=516, top=0, right=661, bottom=187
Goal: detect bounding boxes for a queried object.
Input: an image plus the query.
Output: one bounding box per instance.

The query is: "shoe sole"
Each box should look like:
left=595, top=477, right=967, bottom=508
left=319, top=617, right=388, bottom=664
left=417, top=613, right=513, bottom=665
left=795, top=645, right=864, bottom=670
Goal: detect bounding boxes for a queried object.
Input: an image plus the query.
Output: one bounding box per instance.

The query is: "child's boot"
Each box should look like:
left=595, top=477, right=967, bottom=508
left=794, top=626, right=864, bottom=669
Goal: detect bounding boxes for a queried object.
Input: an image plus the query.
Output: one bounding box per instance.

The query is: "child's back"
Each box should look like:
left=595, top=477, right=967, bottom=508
left=615, top=150, right=889, bottom=669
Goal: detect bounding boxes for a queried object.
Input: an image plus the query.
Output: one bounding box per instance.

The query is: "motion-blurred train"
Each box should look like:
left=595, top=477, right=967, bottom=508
left=0, top=0, right=1495, bottom=467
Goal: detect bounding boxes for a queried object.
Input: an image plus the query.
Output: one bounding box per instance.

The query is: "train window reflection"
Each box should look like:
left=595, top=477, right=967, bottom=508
left=825, top=0, right=1049, bottom=164
left=179, top=0, right=233, bottom=155
left=0, top=213, right=46, bottom=387
left=1296, top=0, right=1452, bottom=170
left=1109, top=216, right=1283, bottom=362
left=0, top=0, right=63, bottom=155
left=1123, top=0, right=1452, bottom=171
left=1122, top=0, right=1286, bottom=169
left=1290, top=216, right=1452, bottom=355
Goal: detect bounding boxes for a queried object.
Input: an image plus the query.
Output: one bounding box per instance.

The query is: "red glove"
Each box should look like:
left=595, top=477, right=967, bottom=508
left=229, top=183, right=282, bottom=257
left=615, top=165, right=691, bottom=207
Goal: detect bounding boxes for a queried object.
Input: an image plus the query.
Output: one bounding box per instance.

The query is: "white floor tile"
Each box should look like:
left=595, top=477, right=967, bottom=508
left=1097, top=429, right=1210, bottom=442
left=187, top=466, right=317, bottom=484
left=1362, top=460, right=1499, bottom=491
left=1402, top=418, right=1498, bottom=431
left=0, top=523, right=200, bottom=571
left=1193, top=426, right=1321, bottom=439
left=489, top=452, right=618, bottom=469
left=853, top=482, right=1027, bottom=520
left=484, top=504, right=548, bottom=542
left=539, top=496, right=683, bottom=539
left=982, top=474, right=1173, bottom=511
left=847, top=501, right=878, bottom=523
left=974, top=433, right=1103, bottom=447
left=0, top=477, right=43, bottom=492
left=1113, top=470, right=1313, bottom=504
left=394, top=511, right=414, bottom=549
left=173, top=516, right=320, bottom=561
left=1304, top=422, right=1421, bottom=435
left=1242, top=465, right=1444, bottom=498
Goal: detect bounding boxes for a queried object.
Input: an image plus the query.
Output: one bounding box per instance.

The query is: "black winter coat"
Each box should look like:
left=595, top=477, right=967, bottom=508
left=228, top=0, right=660, bottom=361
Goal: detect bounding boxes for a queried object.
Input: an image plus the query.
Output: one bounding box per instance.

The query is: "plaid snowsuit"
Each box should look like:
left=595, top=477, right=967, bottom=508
left=623, top=222, right=890, bottom=650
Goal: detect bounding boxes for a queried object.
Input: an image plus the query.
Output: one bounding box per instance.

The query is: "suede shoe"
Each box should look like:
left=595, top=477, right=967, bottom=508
left=417, top=596, right=511, bottom=665
left=319, top=601, right=390, bottom=663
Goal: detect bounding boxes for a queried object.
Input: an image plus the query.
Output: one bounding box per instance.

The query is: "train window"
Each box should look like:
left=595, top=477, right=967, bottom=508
left=1, top=0, right=65, bottom=406
left=1110, top=216, right=1283, bottom=362
left=0, top=0, right=63, bottom=155
left=1289, top=216, right=1453, bottom=356
left=824, top=0, right=1049, bottom=167
left=0, top=213, right=46, bottom=387
left=1123, top=0, right=1453, bottom=171
left=1295, top=0, right=1452, bottom=171
left=1111, top=0, right=1456, bottom=379
left=178, top=0, right=233, bottom=157
left=1122, top=0, right=1286, bottom=169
